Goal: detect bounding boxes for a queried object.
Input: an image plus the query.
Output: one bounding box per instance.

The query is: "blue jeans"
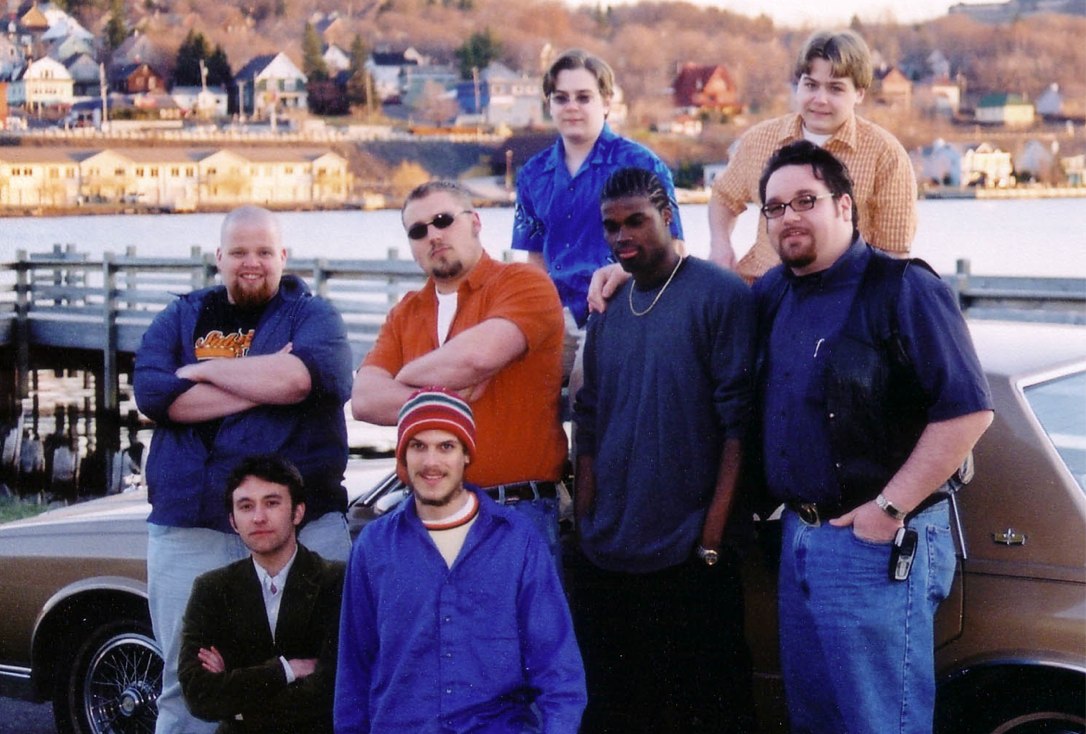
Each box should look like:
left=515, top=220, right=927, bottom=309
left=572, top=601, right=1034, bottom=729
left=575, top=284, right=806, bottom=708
left=148, top=512, right=351, bottom=734
left=778, top=503, right=956, bottom=734
left=500, top=495, right=562, bottom=571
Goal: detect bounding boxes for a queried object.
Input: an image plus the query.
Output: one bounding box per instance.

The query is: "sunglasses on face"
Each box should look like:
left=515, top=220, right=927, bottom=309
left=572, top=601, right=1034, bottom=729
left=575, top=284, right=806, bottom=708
left=406, top=210, right=472, bottom=241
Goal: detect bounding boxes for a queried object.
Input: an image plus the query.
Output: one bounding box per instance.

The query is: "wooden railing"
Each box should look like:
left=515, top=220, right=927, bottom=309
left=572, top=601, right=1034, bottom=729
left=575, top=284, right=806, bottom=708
left=0, top=245, right=428, bottom=404
left=0, top=246, right=1082, bottom=496
left=1, top=246, right=1084, bottom=404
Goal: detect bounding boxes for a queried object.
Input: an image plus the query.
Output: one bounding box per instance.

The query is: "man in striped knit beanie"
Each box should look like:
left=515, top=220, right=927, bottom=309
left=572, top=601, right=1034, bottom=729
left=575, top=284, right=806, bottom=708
left=335, top=388, right=586, bottom=733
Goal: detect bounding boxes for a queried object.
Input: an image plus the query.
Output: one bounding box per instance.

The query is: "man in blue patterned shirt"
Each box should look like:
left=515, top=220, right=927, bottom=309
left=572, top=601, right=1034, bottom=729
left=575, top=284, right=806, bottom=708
left=513, top=49, right=683, bottom=362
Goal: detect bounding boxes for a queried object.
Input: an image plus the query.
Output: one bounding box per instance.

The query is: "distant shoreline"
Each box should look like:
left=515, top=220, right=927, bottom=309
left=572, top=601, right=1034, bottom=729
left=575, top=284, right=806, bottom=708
left=1, top=185, right=1082, bottom=219
left=921, top=186, right=1086, bottom=199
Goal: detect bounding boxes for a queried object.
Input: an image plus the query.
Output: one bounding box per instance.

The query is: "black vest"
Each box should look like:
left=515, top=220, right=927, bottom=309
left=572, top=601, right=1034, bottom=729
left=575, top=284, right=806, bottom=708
left=750, top=248, right=939, bottom=512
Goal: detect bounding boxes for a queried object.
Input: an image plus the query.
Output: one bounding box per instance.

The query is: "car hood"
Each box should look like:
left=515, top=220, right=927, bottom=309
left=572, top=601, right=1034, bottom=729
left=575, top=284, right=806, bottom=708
left=0, top=457, right=400, bottom=541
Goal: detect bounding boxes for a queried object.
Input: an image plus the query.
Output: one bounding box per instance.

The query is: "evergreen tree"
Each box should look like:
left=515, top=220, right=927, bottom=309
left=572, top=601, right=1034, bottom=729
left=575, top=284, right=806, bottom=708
left=105, top=0, right=128, bottom=51
left=454, top=28, right=501, bottom=81
left=346, top=34, right=369, bottom=108
left=174, top=30, right=211, bottom=87
left=175, top=32, right=233, bottom=89
left=302, top=22, right=329, bottom=82
left=207, top=45, right=233, bottom=88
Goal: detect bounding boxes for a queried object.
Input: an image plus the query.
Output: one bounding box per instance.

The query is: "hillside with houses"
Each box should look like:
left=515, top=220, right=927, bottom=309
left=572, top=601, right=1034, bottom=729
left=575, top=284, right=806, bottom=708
left=0, top=0, right=1083, bottom=211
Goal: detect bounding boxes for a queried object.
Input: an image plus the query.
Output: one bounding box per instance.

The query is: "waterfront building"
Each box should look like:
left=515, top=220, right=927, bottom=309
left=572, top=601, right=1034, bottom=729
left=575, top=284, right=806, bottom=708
left=0, top=147, right=85, bottom=207
left=963, top=142, right=1015, bottom=187
left=0, top=146, right=350, bottom=210
left=914, top=139, right=964, bottom=187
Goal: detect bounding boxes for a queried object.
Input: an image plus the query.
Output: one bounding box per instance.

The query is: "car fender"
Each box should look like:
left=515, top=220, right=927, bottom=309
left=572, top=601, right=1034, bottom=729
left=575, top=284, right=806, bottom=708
left=29, top=576, right=150, bottom=699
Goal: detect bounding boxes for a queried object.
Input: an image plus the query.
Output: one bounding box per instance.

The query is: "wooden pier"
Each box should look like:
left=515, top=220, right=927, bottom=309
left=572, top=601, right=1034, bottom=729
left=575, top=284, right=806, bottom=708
left=0, top=245, right=429, bottom=495
left=0, top=246, right=1083, bottom=495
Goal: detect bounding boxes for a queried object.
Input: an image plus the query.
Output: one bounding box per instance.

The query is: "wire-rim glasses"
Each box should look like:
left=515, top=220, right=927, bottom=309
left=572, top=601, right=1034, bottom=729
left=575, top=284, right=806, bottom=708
left=760, top=193, right=835, bottom=219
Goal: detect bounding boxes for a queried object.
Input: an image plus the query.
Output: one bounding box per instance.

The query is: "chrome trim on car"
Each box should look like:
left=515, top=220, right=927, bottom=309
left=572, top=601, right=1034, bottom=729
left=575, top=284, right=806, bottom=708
left=0, top=664, right=32, bottom=680
left=31, top=576, right=149, bottom=651
left=941, top=654, right=1086, bottom=683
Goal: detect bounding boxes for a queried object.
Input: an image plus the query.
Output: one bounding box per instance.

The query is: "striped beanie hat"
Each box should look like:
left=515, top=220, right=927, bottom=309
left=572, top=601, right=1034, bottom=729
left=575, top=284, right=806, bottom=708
left=396, top=388, right=477, bottom=466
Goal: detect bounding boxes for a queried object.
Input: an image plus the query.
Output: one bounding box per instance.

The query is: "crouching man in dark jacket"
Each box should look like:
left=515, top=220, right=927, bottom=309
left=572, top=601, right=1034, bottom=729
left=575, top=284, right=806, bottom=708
left=180, top=455, right=345, bottom=734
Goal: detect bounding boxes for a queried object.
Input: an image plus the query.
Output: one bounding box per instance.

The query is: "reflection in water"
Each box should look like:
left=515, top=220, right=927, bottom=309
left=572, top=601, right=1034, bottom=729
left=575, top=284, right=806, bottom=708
left=0, top=370, right=149, bottom=502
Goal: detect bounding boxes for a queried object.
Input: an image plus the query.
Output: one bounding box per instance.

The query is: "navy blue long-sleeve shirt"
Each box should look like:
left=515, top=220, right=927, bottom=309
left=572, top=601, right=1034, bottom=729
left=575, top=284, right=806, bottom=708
left=574, top=258, right=754, bottom=573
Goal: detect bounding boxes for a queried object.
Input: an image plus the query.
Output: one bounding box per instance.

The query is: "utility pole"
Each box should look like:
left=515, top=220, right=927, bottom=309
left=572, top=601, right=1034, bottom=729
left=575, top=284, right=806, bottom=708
left=99, top=62, right=108, bottom=132
left=472, top=66, right=481, bottom=137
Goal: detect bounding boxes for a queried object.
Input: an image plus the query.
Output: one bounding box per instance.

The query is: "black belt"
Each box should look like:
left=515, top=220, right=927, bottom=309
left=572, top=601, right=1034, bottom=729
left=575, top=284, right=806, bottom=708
left=483, top=481, right=558, bottom=504
left=785, top=499, right=845, bottom=527
left=787, top=492, right=949, bottom=527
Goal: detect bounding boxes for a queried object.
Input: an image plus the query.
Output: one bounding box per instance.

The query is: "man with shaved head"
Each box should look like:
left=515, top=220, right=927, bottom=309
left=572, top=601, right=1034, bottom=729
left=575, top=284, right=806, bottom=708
left=135, top=205, right=354, bottom=734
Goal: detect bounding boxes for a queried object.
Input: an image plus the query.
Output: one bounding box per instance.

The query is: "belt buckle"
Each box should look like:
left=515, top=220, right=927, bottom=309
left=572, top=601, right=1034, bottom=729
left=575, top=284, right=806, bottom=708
left=796, top=502, right=821, bottom=527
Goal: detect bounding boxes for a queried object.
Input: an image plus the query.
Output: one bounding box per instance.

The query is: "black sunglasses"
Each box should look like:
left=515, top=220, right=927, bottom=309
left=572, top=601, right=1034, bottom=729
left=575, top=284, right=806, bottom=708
left=407, top=210, right=472, bottom=241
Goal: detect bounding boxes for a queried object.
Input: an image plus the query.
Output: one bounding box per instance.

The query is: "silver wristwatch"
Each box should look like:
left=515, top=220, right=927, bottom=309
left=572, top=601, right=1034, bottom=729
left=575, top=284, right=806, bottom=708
left=696, top=545, right=719, bottom=566
left=875, top=493, right=908, bottom=521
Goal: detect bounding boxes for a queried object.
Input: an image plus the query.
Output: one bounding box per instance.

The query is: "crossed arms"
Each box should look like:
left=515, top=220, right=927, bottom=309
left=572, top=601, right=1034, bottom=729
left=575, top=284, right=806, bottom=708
left=169, top=345, right=312, bottom=423
left=351, top=318, right=527, bottom=425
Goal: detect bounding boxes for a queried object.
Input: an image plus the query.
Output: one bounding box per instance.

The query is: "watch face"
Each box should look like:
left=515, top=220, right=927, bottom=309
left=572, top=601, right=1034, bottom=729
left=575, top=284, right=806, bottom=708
left=701, top=549, right=719, bottom=566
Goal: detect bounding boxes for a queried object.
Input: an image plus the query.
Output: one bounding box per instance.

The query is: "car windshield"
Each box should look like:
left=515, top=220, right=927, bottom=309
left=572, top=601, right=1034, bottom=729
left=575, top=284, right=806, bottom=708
left=1023, top=369, right=1086, bottom=492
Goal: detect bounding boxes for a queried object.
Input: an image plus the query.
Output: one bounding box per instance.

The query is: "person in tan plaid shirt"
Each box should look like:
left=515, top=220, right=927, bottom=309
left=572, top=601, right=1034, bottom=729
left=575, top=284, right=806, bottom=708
left=709, top=29, right=917, bottom=283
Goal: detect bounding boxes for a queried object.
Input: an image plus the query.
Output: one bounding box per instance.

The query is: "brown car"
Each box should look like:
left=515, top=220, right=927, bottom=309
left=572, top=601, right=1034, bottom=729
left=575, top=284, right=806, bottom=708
left=0, top=321, right=1083, bottom=734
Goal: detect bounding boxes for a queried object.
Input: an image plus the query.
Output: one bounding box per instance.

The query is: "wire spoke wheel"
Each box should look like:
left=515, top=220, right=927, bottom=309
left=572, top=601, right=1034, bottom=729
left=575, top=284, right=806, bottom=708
left=57, top=621, right=162, bottom=734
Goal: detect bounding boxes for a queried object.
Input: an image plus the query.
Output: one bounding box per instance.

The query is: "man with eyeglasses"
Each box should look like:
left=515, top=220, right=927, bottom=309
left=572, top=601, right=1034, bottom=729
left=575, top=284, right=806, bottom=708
left=512, top=48, right=683, bottom=378
left=751, top=141, right=992, bottom=734
left=708, top=29, right=916, bottom=283
left=352, top=180, right=569, bottom=561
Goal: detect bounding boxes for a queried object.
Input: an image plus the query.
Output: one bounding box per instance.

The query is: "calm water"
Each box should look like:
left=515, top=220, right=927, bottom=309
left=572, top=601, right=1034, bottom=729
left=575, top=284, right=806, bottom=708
left=2, top=197, right=1085, bottom=278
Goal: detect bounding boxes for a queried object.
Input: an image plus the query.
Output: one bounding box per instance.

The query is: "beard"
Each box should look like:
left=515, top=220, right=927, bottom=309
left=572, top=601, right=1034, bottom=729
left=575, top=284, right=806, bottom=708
left=776, top=229, right=818, bottom=272
left=227, top=280, right=276, bottom=309
left=780, top=245, right=817, bottom=271
left=429, top=258, right=464, bottom=283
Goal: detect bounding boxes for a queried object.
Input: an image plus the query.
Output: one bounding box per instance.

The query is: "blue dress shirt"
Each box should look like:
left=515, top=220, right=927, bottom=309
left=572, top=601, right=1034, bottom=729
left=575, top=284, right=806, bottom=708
left=334, top=487, right=586, bottom=733
left=512, top=123, right=683, bottom=327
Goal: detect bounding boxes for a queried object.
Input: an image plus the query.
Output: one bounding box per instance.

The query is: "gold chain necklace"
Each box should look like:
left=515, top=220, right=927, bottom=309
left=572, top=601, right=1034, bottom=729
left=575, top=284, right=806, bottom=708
left=628, top=257, right=684, bottom=317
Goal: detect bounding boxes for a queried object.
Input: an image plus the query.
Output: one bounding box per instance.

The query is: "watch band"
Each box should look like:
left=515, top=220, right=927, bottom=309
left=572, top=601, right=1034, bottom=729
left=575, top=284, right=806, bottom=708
left=875, top=493, right=908, bottom=521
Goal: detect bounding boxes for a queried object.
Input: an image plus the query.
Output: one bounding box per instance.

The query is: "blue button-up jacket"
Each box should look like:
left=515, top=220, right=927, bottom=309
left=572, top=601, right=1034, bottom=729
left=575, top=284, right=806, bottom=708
left=334, top=488, right=586, bottom=733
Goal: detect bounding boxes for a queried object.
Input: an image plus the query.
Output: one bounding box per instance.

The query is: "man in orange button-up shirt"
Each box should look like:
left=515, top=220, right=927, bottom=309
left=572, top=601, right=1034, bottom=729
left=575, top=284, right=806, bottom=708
left=352, top=180, right=568, bottom=562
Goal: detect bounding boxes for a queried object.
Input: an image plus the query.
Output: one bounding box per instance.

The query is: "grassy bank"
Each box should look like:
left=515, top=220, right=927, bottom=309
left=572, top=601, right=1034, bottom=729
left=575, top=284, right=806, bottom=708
left=0, top=496, right=48, bottom=524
